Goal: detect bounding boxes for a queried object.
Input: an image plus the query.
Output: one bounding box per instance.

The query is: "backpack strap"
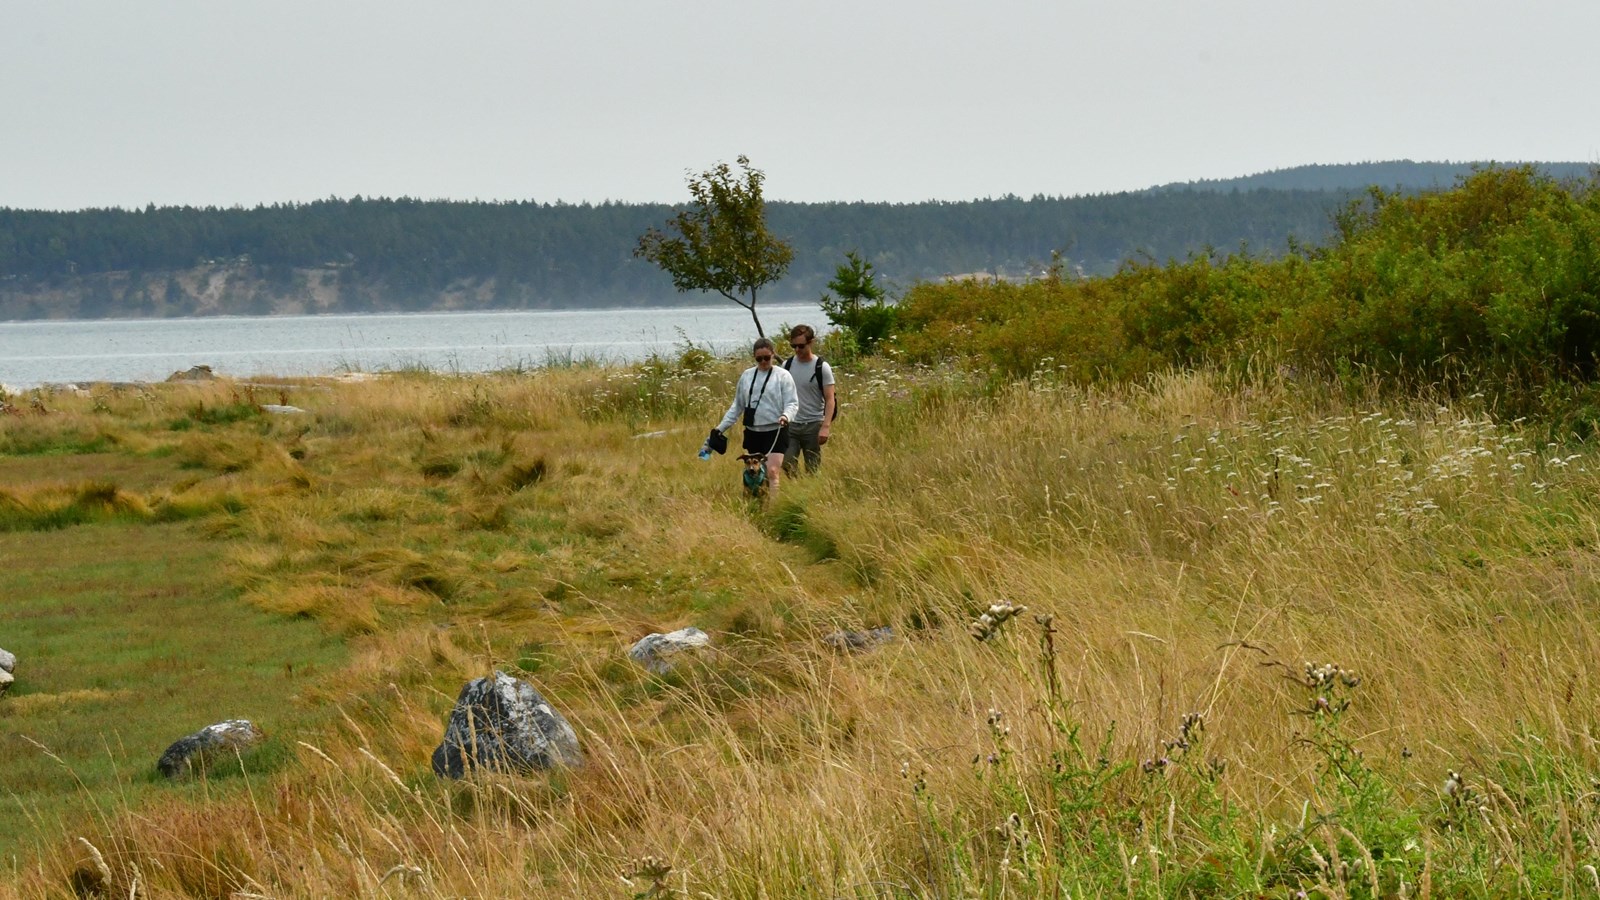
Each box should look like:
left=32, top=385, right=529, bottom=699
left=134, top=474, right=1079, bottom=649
left=815, top=357, right=839, bottom=421
left=785, top=355, right=825, bottom=385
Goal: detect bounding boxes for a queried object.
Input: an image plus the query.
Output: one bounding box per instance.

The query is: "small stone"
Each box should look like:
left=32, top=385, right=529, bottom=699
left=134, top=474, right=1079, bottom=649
left=0, top=646, right=14, bottom=674
left=822, top=626, right=895, bottom=653
left=157, top=719, right=266, bottom=778
left=166, top=365, right=217, bottom=382
left=0, top=669, right=12, bottom=696
left=261, top=404, right=306, bottom=414
left=432, top=671, right=581, bottom=778
left=628, top=627, right=711, bottom=674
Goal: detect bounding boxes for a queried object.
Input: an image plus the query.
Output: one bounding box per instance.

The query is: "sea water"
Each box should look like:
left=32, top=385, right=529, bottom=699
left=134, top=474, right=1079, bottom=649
left=0, top=303, right=827, bottom=388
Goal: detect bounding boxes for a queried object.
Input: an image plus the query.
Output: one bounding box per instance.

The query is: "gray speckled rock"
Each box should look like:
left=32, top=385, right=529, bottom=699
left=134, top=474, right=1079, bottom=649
left=628, top=627, right=711, bottom=674
left=431, top=671, right=581, bottom=778
left=157, top=719, right=265, bottom=778
left=822, top=626, right=895, bottom=653
left=0, top=647, right=14, bottom=674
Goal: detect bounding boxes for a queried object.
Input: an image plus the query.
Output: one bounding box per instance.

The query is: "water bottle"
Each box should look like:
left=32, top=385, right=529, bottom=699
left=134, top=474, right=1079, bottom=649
left=697, top=444, right=712, bottom=460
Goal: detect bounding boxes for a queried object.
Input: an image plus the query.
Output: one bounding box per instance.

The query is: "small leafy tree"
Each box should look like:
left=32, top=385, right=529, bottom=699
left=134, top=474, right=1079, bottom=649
left=635, top=155, right=794, bottom=338
left=820, top=251, right=896, bottom=352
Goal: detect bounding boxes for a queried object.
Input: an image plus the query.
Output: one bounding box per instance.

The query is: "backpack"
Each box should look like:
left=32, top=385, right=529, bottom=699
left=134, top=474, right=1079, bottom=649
left=784, top=355, right=839, bottom=422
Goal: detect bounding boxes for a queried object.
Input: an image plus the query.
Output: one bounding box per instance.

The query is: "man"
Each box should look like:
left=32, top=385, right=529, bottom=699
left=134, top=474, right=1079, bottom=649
left=782, top=324, right=836, bottom=476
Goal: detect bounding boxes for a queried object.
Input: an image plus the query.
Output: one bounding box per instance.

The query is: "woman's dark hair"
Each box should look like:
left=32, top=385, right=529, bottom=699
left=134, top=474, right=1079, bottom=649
left=752, top=338, right=775, bottom=355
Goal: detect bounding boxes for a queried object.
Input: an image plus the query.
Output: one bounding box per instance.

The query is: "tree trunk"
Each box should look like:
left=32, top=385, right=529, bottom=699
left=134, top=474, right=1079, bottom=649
left=747, top=289, right=764, bottom=338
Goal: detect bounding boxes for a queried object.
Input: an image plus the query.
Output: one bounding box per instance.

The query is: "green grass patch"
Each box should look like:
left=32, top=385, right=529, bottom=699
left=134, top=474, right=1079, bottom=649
left=0, top=522, right=344, bottom=861
left=0, top=453, right=184, bottom=494
left=170, top=400, right=263, bottom=429
left=0, top=430, right=117, bottom=456
left=766, top=498, right=841, bottom=561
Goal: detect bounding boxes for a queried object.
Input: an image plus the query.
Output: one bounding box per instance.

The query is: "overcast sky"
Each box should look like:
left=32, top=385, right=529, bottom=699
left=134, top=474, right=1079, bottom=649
left=3, top=1, right=1598, bottom=211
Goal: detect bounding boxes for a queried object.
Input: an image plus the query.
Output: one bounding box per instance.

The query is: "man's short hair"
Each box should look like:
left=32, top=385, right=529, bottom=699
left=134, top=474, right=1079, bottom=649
left=788, top=324, right=816, bottom=342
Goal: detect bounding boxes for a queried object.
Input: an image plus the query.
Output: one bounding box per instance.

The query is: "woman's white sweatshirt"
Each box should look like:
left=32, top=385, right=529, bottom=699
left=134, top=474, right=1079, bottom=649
left=717, top=365, right=799, bottom=433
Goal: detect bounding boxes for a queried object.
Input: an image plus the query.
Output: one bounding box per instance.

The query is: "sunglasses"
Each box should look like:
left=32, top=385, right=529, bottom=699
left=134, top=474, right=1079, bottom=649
left=790, top=342, right=809, bottom=349
left=754, top=353, right=773, bottom=362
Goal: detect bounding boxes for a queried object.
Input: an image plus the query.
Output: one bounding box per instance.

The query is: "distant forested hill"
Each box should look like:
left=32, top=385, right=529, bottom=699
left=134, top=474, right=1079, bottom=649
left=0, top=161, right=1588, bottom=319
left=1145, top=160, right=1593, bottom=193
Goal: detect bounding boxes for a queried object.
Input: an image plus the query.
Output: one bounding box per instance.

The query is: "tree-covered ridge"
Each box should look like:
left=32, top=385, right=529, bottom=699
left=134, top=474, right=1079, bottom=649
left=0, top=160, right=1583, bottom=319
left=0, top=192, right=1342, bottom=284
left=1144, top=160, right=1594, bottom=193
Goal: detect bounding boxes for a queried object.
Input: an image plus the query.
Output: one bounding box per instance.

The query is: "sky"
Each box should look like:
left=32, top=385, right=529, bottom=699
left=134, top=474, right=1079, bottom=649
left=3, top=0, right=1598, bottom=211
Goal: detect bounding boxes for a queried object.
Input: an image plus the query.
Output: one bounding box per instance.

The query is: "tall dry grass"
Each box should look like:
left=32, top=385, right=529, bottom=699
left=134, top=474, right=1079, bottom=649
left=5, top=358, right=1600, bottom=897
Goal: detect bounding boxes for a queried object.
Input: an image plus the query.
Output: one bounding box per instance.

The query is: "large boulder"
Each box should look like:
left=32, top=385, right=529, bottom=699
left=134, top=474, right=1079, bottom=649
left=157, top=719, right=266, bottom=778
left=432, top=671, right=581, bottom=778
left=0, top=646, right=14, bottom=674
left=628, top=627, right=711, bottom=674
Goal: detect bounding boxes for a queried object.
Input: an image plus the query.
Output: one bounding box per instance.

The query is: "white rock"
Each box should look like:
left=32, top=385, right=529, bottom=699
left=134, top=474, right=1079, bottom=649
left=629, top=627, right=711, bottom=674
left=156, top=719, right=266, bottom=778
left=0, top=647, right=14, bottom=674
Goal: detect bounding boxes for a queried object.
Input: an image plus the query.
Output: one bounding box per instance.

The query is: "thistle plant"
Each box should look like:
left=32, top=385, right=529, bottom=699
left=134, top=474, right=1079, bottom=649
left=1434, top=767, right=1491, bottom=836
left=899, top=759, right=927, bottom=796
left=622, top=855, right=675, bottom=899
left=1142, top=712, right=1206, bottom=776
left=978, top=707, right=1011, bottom=767
left=969, top=601, right=1027, bottom=641
left=1278, top=660, right=1372, bottom=795
left=1300, top=661, right=1361, bottom=716
left=1266, top=657, right=1422, bottom=895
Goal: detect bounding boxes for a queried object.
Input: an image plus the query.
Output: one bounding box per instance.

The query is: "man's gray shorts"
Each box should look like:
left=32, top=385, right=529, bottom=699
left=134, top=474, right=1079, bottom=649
left=784, top=420, right=824, bottom=474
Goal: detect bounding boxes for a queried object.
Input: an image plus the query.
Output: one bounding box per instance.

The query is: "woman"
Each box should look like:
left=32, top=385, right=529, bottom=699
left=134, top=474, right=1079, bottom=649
left=712, top=338, right=798, bottom=501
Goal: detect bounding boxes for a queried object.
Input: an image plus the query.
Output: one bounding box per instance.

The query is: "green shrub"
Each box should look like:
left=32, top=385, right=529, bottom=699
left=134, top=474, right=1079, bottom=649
left=890, top=166, right=1600, bottom=417
left=819, top=251, right=899, bottom=353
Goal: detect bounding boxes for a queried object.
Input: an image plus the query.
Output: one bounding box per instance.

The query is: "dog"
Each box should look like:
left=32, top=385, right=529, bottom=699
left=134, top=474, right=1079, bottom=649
left=736, top=453, right=768, bottom=497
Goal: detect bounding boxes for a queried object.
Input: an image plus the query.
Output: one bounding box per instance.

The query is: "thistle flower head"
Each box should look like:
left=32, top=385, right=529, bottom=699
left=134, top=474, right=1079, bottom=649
left=969, top=601, right=1028, bottom=641
left=1303, top=661, right=1359, bottom=688
left=1179, top=712, right=1205, bottom=739
left=995, top=812, right=1027, bottom=846
left=622, top=855, right=674, bottom=896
